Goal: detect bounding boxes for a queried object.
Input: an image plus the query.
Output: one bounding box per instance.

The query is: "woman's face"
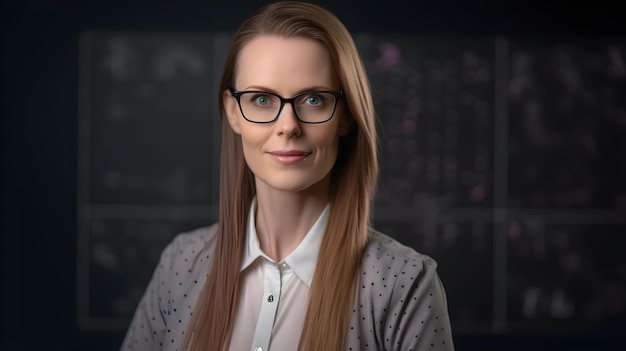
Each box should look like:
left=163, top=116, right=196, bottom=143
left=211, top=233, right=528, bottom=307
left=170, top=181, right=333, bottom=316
left=224, top=35, right=349, bottom=195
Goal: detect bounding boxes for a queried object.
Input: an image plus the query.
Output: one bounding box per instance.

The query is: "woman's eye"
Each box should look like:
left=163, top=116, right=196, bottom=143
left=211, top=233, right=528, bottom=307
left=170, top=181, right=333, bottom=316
left=306, top=95, right=322, bottom=105
left=254, top=95, right=271, bottom=106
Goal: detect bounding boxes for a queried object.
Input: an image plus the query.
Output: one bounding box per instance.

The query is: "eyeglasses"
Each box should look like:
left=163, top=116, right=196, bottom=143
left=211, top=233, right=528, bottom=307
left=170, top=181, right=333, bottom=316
left=229, top=88, right=343, bottom=124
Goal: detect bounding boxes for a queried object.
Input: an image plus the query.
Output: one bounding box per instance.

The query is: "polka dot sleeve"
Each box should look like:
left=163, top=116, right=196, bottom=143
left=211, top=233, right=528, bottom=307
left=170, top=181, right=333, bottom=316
left=384, top=254, right=453, bottom=350
left=120, top=225, right=217, bottom=351
left=347, top=230, right=454, bottom=350
left=120, top=233, right=178, bottom=350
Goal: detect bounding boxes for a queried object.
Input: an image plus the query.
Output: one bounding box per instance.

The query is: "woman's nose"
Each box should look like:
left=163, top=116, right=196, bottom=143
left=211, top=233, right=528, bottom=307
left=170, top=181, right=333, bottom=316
left=275, top=102, right=302, bottom=137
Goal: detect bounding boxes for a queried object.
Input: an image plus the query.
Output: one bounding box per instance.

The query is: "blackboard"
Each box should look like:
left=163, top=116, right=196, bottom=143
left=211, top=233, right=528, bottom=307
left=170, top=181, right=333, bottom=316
left=77, top=31, right=626, bottom=333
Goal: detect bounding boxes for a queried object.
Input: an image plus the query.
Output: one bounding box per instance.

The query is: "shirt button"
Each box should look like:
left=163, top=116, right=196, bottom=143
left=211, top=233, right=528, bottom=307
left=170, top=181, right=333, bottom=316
left=267, top=295, right=274, bottom=302
left=255, top=347, right=263, bottom=351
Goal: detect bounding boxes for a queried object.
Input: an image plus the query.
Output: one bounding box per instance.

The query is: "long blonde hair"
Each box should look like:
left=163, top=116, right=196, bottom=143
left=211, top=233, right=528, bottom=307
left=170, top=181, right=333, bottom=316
left=185, top=2, right=378, bottom=350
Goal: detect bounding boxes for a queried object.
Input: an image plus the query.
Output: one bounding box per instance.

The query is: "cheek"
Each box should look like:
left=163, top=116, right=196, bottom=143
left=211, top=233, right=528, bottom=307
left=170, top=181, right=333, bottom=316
left=239, top=125, right=264, bottom=148
left=317, top=133, right=341, bottom=163
left=238, top=126, right=269, bottom=166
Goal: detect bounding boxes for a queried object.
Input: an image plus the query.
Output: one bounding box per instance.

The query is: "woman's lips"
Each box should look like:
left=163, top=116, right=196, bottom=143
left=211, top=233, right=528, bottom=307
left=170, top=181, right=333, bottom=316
left=268, top=150, right=311, bottom=165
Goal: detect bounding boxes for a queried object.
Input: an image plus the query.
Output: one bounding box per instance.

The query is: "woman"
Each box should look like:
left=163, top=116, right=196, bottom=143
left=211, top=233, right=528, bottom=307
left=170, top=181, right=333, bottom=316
left=121, top=2, right=454, bottom=350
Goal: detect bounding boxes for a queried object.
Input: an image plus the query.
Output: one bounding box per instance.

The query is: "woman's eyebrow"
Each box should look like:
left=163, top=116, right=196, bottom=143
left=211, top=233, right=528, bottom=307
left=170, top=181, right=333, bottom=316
left=240, top=85, right=338, bottom=94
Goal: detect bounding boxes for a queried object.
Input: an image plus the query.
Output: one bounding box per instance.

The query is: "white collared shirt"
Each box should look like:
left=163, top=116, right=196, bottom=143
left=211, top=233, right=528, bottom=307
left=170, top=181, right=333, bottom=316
left=229, top=199, right=329, bottom=351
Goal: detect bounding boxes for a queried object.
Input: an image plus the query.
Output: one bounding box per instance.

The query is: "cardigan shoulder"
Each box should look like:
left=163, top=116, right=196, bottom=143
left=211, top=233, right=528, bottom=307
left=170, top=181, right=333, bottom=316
left=364, top=228, right=439, bottom=272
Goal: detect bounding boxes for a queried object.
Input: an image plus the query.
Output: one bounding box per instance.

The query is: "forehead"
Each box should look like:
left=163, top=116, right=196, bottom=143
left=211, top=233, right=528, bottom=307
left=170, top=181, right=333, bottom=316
left=235, top=35, right=339, bottom=91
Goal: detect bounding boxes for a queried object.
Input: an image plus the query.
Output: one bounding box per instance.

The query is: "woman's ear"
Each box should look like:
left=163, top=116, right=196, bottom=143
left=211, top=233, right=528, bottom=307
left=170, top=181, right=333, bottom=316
left=223, top=89, right=242, bottom=135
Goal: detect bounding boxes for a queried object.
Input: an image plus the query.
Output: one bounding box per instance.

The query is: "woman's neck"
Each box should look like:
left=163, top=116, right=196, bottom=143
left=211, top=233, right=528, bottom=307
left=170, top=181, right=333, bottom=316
left=253, top=179, right=330, bottom=262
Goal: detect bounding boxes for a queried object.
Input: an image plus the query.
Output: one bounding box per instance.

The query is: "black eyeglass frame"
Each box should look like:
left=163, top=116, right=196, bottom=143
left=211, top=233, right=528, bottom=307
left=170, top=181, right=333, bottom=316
left=229, top=88, right=343, bottom=124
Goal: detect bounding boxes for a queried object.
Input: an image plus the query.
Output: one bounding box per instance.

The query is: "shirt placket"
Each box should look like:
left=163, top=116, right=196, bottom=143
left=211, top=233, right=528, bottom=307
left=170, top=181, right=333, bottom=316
left=250, top=260, right=281, bottom=351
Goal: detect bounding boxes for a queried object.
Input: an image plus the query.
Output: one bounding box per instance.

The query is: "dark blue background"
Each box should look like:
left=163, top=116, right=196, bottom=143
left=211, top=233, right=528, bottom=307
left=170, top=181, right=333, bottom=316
left=2, top=1, right=624, bottom=350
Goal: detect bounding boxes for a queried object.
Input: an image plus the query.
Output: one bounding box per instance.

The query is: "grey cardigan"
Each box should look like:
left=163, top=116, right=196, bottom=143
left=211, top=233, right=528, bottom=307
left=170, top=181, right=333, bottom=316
left=121, top=224, right=455, bottom=351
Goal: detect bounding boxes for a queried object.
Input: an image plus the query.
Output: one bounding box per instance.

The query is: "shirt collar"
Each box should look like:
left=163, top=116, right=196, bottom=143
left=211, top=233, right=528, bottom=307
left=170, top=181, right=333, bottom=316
left=240, top=197, right=329, bottom=287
